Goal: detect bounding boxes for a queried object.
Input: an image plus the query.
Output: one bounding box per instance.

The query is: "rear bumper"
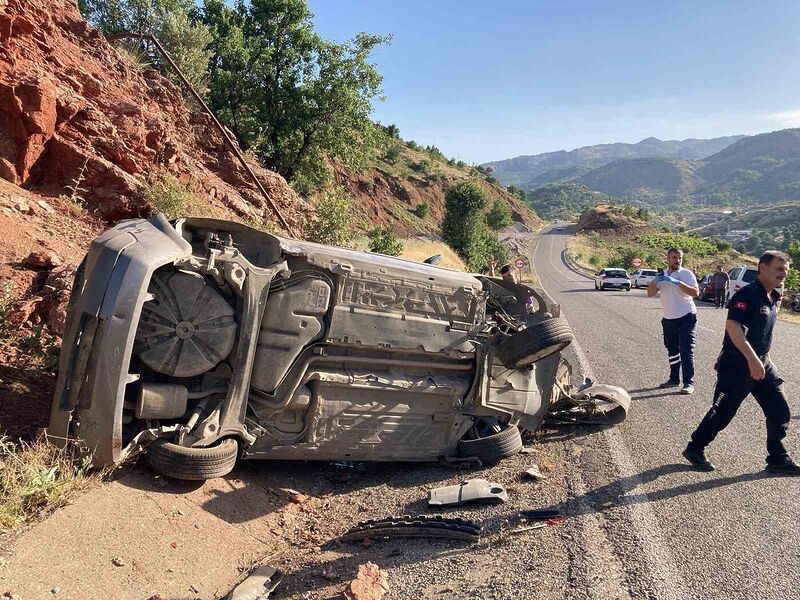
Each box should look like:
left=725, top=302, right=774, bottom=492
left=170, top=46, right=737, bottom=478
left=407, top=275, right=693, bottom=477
left=48, top=215, right=191, bottom=466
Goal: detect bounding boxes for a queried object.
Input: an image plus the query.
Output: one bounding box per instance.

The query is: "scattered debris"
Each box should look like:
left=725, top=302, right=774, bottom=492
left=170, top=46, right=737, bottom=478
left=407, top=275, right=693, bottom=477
left=111, top=557, right=126, bottom=567
left=282, top=488, right=310, bottom=504
left=520, top=509, right=561, bottom=520
left=339, top=562, right=389, bottom=600
left=600, top=501, right=614, bottom=509
left=523, top=464, right=547, bottom=481
left=36, top=199, right=56, bottom=214
left=225, top=566, right=284, bottom=600
left=509, top=523, right=547, bottom=535
left=22, top=250, right=62, bottom=269
left=341, top=515, right=481, bottom=543
left=519, top=447, right=535, bottom=455
left=428, top=479, right=508, bottom=507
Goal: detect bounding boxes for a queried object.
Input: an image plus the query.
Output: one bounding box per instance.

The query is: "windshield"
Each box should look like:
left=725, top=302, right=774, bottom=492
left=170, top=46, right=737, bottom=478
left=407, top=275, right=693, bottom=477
left=743, top=269, right=757, bottom=283
left=642, top=270, right=657, bottom=276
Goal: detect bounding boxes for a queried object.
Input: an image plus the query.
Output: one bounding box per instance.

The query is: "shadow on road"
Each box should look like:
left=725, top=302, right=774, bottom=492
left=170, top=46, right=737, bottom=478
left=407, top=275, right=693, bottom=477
left=544, top=463, right=773, bottom=518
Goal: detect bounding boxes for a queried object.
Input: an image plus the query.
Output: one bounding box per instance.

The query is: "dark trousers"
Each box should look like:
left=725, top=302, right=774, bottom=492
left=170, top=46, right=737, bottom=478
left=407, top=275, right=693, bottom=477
left=662, top=313, right=696, bottom=385
left=689, top=360, right=790, bottom=464
left=714, top=287, right=727, bottom=308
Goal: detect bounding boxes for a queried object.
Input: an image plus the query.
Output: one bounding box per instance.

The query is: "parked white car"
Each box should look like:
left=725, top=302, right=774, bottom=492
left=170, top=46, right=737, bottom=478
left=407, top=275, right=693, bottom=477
left=630, top=268, right=658, bottom=289
left=725, top=266, right=758, bottom=304
left=725, top=265, right=783, bottom=304
left=594, top=268, right=631, bottom=291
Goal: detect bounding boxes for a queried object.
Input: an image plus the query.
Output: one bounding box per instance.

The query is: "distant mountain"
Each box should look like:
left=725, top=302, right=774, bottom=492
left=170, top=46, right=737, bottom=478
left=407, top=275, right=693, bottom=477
left=576, top=157, right=703, bottom=202
left=484, top=135, right=746, bottom=187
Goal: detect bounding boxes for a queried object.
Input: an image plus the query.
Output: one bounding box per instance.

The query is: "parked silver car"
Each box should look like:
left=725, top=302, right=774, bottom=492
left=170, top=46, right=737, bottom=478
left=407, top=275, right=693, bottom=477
left=47, top=216, right=632, bottom=480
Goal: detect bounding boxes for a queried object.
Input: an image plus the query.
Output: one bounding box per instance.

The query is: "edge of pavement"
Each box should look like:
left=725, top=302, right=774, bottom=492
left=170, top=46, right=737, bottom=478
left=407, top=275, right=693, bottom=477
left=529, top=226, right=691, bottom=600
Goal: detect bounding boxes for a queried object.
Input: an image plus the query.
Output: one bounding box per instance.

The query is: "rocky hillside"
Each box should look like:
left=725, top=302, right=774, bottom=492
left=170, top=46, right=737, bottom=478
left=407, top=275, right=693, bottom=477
left=484, top=134, right=745, bottom=187
left=334, top=146, right=540, bottom=237
left=0, top=0, right=309, bottom=227
left=576, top=204, right=654, bottom=233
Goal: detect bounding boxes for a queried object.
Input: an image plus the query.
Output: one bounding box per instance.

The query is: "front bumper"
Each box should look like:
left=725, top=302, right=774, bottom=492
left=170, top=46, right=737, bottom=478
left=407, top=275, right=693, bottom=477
left=48, top=215, right=191, bottom=466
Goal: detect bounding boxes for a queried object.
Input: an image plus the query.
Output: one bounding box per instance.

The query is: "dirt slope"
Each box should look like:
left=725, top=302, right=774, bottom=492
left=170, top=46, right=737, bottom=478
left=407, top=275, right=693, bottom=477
left=0, top=0, right=307, bottom=226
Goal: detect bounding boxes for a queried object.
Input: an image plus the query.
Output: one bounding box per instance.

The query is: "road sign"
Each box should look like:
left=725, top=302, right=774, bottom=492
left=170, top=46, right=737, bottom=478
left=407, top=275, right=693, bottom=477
left=514, top=257, right=526, bottom=269
left=631, top=257, right=643, bottom=267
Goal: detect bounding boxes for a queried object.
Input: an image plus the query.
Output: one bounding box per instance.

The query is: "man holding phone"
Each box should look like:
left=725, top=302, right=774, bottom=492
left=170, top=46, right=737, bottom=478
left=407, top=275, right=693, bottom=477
left=647, top=247, right=700, bottom=394
left=683, top=251, right=799, bottom=474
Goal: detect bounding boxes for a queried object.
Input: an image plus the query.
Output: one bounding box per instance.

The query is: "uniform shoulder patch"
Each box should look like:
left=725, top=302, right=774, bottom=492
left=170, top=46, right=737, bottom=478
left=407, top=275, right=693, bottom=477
left=733, top=301, right=748, bottom=311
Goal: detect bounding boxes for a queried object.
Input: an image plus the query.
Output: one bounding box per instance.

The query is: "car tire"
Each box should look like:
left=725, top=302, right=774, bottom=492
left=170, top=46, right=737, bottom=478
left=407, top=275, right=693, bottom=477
left=457, top=424, right=523, bottom=465
left=494, top=317, right=574, bottom=369
left=634, top=281, right=639, bottom=289
left=625, top=286, right=631, bottom=291
left=146, top=438, right=239, bottom=481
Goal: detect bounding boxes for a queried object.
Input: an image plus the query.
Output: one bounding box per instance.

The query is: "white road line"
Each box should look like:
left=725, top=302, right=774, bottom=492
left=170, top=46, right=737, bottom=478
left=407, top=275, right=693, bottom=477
left=535, top=230, right=692, bottom=600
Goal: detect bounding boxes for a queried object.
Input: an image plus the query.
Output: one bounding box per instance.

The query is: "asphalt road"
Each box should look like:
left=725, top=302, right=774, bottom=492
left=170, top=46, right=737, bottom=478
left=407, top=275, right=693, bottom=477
left=533, top=226, right=800, bottom=600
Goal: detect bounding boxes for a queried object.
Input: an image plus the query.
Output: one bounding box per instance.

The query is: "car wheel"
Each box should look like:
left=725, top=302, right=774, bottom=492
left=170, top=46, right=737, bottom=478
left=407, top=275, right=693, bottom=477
left=625, top=286, right=631, bottom=291
left=494, top=317, right=574, bottom=369
left=634, top=281, right=639, bottom=289
left=457, top=423, right=523, bottom=465
left=147, top=437, right=239, bottom=481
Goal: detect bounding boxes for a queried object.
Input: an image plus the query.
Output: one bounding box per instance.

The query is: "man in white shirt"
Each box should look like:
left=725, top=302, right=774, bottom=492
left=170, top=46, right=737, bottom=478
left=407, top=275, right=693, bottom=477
left=647, top=247, right=700, bottom=394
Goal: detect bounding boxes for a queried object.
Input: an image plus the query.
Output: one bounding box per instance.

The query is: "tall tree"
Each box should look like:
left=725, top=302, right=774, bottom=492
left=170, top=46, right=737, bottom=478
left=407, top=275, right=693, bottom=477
left=201, top=0, right=390, bottom=188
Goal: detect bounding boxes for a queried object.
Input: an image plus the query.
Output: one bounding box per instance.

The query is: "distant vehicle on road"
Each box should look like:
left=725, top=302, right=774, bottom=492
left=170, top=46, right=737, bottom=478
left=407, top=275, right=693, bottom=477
left=555, top=227, right=564, bottom=231
left=698, top=274, right=719, bottom=303
left=630, top=268, right=658, bottom=289
left=594, top=268, right=631, bottom=291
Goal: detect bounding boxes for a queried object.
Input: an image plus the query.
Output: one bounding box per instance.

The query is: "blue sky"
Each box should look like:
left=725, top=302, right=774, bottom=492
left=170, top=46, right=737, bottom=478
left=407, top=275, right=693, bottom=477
left=305, top=0, right=800, bottom=163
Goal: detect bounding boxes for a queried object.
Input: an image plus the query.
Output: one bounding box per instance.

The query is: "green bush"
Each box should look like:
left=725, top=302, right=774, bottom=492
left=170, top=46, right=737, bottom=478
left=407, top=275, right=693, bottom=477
left=785, top=267, right=799, bottom=292
left=487, top=200, right=512, bottom=230
left=367, top=225, right=403, bottom=256
left=382, top=143, right=402, bottom=164
left=410, top=159, right=432, bottom=173
left=306, top=188, right=356, bottom=247
left=589, top=254, right=602, bottom=267
left=415, top=201, right=430, bottom=218
left=144, top=172, right=198, bottom=219
left=714, top=238, right=732, bottom=252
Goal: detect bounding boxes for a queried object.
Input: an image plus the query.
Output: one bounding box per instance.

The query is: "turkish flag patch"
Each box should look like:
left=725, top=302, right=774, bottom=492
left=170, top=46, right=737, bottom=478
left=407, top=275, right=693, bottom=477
left=733, top=301, right=748, bottom=311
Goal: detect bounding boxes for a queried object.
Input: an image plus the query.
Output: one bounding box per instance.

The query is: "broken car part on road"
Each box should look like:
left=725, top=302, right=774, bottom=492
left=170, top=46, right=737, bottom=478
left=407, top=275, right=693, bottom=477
left=225, top=566, right=283, bottom=600
left=48, top=215, right=628, bottom=480
left=428, top=478, right=508, bottom=507
left=340, top=515, right=482, bottom=543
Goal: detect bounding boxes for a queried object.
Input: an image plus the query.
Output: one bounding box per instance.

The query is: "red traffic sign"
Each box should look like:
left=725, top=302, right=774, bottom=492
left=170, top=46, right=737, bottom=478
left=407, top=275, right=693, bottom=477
left=631, top=257, right=643, bottom=267
left=514, top=257, right=526, bottom=269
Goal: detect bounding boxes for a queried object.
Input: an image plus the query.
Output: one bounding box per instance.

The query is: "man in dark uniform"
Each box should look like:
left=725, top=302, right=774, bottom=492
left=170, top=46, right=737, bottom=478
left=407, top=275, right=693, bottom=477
left=683, top=250, right=799, bottom=474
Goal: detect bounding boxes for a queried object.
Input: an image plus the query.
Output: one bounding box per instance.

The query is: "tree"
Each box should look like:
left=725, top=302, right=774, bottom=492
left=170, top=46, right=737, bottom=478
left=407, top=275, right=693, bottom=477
left=788, top=240, right=800, bottom=265
left=487, top=200, right=512, bottom=230
left=305, top=188, right=356, bottom=247
left=201, top=0, right=390, bottom=187
left=442, top=182, right=507, bottom=271
left=81, top=0, right=212, bottom=97
left=368, top=225, right=403, bottom=256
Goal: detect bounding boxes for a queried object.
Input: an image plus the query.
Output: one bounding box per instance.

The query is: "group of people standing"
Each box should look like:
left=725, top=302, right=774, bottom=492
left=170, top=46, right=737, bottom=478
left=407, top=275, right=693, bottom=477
left=647, top=248, right=798, bottom=475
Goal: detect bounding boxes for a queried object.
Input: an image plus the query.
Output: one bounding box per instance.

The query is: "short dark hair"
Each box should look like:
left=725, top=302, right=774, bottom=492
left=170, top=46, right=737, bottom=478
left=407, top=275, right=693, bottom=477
left=500, top=264, right=512, bottom=274
left=667, top=247, right=683, bottom=256
left=758, top=250, right=791, bottom=266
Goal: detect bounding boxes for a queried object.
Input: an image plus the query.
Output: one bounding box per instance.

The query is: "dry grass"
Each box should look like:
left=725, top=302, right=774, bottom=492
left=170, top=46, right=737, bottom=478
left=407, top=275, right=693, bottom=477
left=778, top=310, right=800, bottom=325
left=399, top=238, right=467, bottom=271
left=0, top=436, right=101, bottom=535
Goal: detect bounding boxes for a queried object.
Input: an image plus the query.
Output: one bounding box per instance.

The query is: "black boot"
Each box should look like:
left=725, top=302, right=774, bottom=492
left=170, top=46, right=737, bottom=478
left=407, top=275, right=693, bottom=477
left=765, top=458, right=800, bottom=476
left=682, top=445, right=716, bottom=472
